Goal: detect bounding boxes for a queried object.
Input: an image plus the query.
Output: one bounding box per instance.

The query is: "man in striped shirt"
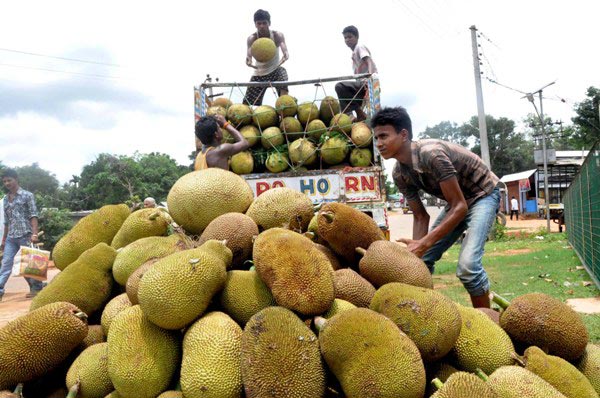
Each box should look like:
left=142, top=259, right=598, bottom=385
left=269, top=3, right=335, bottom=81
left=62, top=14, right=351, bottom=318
left=372, top=107, right=500, bottom=308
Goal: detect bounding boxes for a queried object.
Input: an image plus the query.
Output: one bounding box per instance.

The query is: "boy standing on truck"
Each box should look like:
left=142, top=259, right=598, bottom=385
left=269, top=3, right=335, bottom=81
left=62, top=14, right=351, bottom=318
left=194, top=114, right=250, bottom=171
left=335, top=25, right=378, bottom=122
left=371, top=107, right=500, bottom=308
left=243, top=9, right=290, bottom=106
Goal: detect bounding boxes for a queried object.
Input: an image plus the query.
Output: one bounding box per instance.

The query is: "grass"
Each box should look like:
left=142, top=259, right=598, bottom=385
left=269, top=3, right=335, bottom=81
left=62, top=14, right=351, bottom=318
left=433, top=232, right=600, bottom=343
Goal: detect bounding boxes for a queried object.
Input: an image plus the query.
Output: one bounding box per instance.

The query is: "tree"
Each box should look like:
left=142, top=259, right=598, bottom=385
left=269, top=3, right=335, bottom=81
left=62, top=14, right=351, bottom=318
left=523, top=114, right=577, bottom=151
left=14, top=163, right=59, bottom=196
left=462, top=115, right=535, bottom=178
left=571, top=86, right=600, bottom=149
left=419, top=121, right=470, bottom=147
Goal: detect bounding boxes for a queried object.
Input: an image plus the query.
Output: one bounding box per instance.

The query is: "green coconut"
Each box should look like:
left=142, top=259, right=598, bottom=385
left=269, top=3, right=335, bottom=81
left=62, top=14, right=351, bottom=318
left=289, top=138, right=317, bottom=167
left=319, top=96, right=341, bottom=125
left=330, top=113, right=354, bottom=134
left=227, top=103, right=253, bottom=127
left=351, top=122, right=373, bottom=147
left=251, top=38, right=277, bottom=62
left=240, top=125, right=261, bottom=147
left=275, top=95, right=297, bottom=117
left=297, top=102, right=320, bottom=126
left=212, top=97, right=232, bottom=109
left=349, top=148, right=372, bottom=167
left=230, top=151, right=254, bottom=174
left=280, top=116, right=303, bottom=139
left=206, top=105, right=226, bottom=118
left=252, top=105, right=278, bottom=129
left=321, top=135, right=350, bottom=165
left=306, top=119, right=327, bottom=142
left=261, top=126, right=284, bottom=148
left=265, top=151, right=289, bottom=173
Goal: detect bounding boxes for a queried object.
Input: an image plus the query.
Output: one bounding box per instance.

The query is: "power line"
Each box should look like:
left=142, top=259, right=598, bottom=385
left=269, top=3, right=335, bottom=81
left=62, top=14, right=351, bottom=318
left=0, top=47, right=121, bottom=67
left=391, top=0, right=445, bottom=39
left=0, top=62, right=130, bottom=80
left=485, top=77, right=527, bottom=95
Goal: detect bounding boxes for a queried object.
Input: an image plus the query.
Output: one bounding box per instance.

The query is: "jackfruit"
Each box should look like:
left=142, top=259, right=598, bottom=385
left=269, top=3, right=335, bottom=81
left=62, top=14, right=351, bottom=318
left=66, top=342, right=113, bottom=398
left=523, top=346, right=598, bottom=398
left=485, top=366, right=568, bottom=398
left=104, top=391, right=122, bottom=398
left=251, top=37, right=276, bottom=62
left=240, top=125, right=261, bottom=147
left=306, top=119, right=327, bottom=141
left=138, top=241, right=230, bottom=330
left=157, top=392, right=183, bottom=398
left=451, top=304, right=515, bottom=374
left=0, top=302, right=88, bottom=390
left=317, top=307, right=426, bottom=398
left=275, top=95, right=297, bottom=117
left=370, top=282, right=461, bottom=362
left=241, top=307, right=325, bottom=398
left=246, top=187, right=314, bottom=232
left=227, top=103, right=253, bottom=127
left=297, top=102, right=320, bottom=125
left=314, top=243, right=343, bottom=270
left=426, top=362, right=459, bottom=397
left=493, top=292, right=589, bottom=361
left=167, top=168, right=254, bottom=234
left=219, top=269, right=276, bottom=325
left=200, top=212, right=259, bottom=268
left=80, top=324, right=105, bottom=350
left=576, top=344, right=600, bottom=394
left=320, top=135, right=350, bottom=165
left=319, top=96, right=340, bottom=125
left=230, top=151, right=254, bottom=174
left=125, top=258, right=159, bottom=305
left=253, top=228, right=335, bottom=315
left=430, top=372, right=497, bottom=398
left=329, top=113, right=353, bottom=134
left=478, top=307, right=501, bottom=325
left=100, top=293, right=132, bottom=335
left=112, top=233, right=190, bottom=285
left=110, top=208, right=170, bottom=249
left=317, top=202, right=385, bottom=264
left=333, top=268, right=375, bottom=307
left=52, top=204, right=129, bottom=270
left=260, top=126, right=284, bottom=148
left=280, top=116, right=303, bottom=138
left=107, top=306, right=180, bottom=398
left=31, top=243, right=117, bottom=316
left=252, top=105, right=278, bottom=128
left=358, top=240, right=433, bottom=288
left=181, top=312, right=242, bottom=398
left=350, top=122, right=373, bottom=147
left=289, top=138, right=318, bottom=167
left=322, top=298, right=356, bottom=319
left=0, top=391, right=18, bottom=398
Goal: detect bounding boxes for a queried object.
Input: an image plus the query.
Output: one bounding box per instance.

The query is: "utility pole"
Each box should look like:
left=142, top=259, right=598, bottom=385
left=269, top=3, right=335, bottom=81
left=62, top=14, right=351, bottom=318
left=470, top=25, right=491, bottom=169
left=525, top=81, right=555, bottom=233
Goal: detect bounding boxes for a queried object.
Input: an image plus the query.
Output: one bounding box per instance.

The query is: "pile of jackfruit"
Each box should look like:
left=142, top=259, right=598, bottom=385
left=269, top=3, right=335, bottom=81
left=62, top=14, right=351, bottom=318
left=1, top=167, right=599, bottom=398
left=205, top=96, right=375, bottom=175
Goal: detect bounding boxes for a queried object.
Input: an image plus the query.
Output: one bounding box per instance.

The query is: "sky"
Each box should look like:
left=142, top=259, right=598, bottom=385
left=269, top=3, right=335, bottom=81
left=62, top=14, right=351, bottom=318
left=1, top=0, right=598, bottom=184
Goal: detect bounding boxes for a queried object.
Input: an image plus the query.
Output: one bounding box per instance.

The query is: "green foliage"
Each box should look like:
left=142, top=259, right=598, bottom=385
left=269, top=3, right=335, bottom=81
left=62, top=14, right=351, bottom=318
left=571, top=86, right=600, bottom=149
left=419, top=121, right=470, bottom=147
left=14, top=163, right=59, bottom=196
left=488, top=220, right=507, bottom=241
left=385, top=178, right=398, bottom=196
left=38, top=208, right=75, bottom=252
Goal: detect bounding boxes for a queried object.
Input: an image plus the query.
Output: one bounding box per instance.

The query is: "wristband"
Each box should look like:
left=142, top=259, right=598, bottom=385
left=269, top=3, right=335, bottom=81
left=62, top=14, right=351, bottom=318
left=222, top=121, right=230, bottom=129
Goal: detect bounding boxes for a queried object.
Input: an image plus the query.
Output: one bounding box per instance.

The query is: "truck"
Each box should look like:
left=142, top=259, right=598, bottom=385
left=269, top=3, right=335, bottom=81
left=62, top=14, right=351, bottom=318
left=194, top=74, right=391, bottom=238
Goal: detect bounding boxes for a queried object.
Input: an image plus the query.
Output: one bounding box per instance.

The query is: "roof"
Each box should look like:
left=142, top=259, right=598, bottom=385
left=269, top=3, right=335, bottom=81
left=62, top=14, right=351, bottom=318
left=556, top=150, right=589, bottom=158
left=500, top=169, right=537, bottom=183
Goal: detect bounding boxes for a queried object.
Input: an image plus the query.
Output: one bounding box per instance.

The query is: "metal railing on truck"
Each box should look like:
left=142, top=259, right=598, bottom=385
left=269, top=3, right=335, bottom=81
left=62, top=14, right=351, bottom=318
left=563, top=140, right=600, bottom=288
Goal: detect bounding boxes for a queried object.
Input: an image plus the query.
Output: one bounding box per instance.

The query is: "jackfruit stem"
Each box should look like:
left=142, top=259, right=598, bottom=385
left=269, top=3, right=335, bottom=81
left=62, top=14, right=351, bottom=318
left=249, top=266, right=256, bottom=271
left=474, top=368, right=489, bottom=381
left=431, top=378, right=444, bottom=389
left=304, top=232, right=316, bottom=240
left=74, top=311, right=88, bottom=321
left=13, top=383, right=23, bottom=396
left=490, top=291, right=511, bottom=309
left=313, top=202, right=323, bottom=212
left=321, top=212, right=335, bottom=223
left=511, top=352, right=526, bottom=367
left=148, top=211, right=162, bottom=221
left=65, top=382, right=79, bottom=398
left=355, top=247, right=367, bottom=256
left=314, top=316, right=327, bottom=332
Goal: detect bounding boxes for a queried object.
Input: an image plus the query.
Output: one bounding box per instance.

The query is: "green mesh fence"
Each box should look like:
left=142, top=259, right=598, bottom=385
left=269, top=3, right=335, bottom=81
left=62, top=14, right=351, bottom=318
left=564, top=141, right=600, bottom=288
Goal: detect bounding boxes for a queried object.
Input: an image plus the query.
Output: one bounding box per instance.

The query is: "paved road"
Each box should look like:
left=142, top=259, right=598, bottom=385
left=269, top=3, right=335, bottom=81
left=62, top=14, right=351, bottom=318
left=388, top=205, right=443, bottom=241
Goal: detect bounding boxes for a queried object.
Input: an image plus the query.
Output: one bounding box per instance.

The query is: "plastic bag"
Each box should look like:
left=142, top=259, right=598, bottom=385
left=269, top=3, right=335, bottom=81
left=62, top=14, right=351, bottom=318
left=12, top=245, right=50, bottom=281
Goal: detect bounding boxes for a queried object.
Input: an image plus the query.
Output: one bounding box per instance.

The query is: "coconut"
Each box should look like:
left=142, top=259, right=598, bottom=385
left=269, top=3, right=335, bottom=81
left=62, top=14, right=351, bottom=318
left=349, top=148, right=372, bottom=167
left=240, top=125, right=261, bottom=147
left=227, top=103, right=253, bottom=127
left=289, top=138, right=317, bottom=167
left=261, top=126, right=284, bottom=148
left=265, top=151, right=289, bottom=173
left=212, top=97, right=232, bottom=109
left=280, top=116, right=303, bottom=139
left=351, top=122, right=373, bottom=148
left=221, top=128, right=234, bottom=143
left=251, top=37, right=277, bottom=63
left=253, top=105, right=279, bottom=129
left=329, top=113, right=353, bottom=134
left=320, top=135, right=350, bottom=165
left=297, top=102, right=320, bottom=125
left=230, top=151, right=254, bottom=174
left=306, top=119, right=327, bottom=142
left=206, top=105, right=226, bottom=118
left=319, top=96, right=340, bottom=125
left=275, top=95, right=298, bottom=117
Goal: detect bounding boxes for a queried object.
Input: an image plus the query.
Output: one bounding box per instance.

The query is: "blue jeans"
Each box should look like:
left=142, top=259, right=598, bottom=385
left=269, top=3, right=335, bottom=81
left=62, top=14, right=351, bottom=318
left=0, top=234, right=44, bottom=295
left=422, top=188, right=501, bottom=297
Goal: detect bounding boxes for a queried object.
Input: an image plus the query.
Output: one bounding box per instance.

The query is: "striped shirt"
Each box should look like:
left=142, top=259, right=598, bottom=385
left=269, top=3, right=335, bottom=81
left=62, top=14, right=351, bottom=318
left=392, top=139, right=499, bottom=207
left=3, top=188, right=38, bottom=238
